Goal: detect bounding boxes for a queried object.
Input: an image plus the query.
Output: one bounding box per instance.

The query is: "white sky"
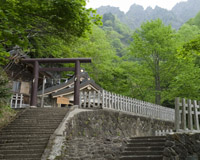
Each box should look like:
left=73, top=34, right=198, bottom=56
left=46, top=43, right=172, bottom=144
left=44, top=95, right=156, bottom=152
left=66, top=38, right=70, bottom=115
left=86, top=0, right=188, bottom=13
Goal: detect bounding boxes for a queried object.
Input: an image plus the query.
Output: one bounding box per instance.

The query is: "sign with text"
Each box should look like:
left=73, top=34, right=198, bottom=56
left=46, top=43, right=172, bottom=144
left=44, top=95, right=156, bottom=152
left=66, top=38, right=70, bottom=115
left=57, top=97, right=69, bottom=104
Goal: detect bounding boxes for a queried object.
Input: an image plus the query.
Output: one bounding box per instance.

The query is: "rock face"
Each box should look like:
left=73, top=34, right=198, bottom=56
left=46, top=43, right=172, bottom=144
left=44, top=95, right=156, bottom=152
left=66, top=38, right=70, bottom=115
left=57, top=110, right=173, bottom=160
left=163, top=133, right=200, bottom=160
left=0, top=108, right=69, bottom=160
left=97, top=0, right=200, bottom=30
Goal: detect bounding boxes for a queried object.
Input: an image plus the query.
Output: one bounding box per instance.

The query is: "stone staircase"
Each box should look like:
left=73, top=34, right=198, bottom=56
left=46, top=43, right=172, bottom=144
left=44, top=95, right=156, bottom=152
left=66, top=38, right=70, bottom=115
left=0, top=107, right=69, bottom=160
left=120, top=136, right=166, bottom=160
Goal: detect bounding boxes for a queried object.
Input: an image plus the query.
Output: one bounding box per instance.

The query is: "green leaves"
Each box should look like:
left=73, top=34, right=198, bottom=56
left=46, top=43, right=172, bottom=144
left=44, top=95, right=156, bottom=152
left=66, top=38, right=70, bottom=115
left=0, top=68, right=10, bottom=104
left=129, top=19, right=178, bottom=105
left=0, top=0, right=101, bottom=57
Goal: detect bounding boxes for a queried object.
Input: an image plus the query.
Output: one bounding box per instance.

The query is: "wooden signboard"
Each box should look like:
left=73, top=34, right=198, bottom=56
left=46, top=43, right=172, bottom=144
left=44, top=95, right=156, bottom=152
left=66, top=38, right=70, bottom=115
left=57, top=97, right=69, bottom=105
left=20, top=82, right=30, bottom=95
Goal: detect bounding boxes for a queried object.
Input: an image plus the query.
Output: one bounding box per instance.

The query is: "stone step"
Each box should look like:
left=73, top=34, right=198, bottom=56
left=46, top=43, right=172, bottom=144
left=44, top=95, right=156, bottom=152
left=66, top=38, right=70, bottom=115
left=0, top=141, right=47, bottom=147
left=130, top=136, right=165, bottom=139
left=0, top=149, right=43, bottom=155
left=121, top=151, right=163, bottom=156
left=3, top=126, right=57, bottom=130
left=0, top=137, right=49, bottom=143
left=5, top=124, right=59, bottom=128
left=0, top=158, right=40, bottom=160
left=0, top=153, right=42, bottom=159
left=129, top=138, right=166, bottom=143
left=0, top=134, right=49, bottom=139
left=1, top=128, right=55, bottom=133
left=120, top=155, right=163, bottom=160
left=124, top=146, right=164, bottom=151
left=10, top=119, right=62, bottom=122
left=0, top=144, right=46, bottom=150
left=0, top=131, right=53, bottom=135
left=0, top=107, right=70, bottom=160
left=127, top=142, right=165, bottom=147
left=8, top=121, right=61, bottom=124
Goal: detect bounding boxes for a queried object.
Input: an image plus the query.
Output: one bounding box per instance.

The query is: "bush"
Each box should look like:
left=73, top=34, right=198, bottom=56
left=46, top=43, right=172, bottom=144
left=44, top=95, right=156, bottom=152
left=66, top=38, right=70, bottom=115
left=0, top=67, right=10, bottom=106
left=0, top=106, right=16, bottom=129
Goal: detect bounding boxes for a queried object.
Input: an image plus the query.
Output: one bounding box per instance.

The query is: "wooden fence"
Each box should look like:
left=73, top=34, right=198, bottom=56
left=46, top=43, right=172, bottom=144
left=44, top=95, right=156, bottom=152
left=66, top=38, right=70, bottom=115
left=80, top=90, right=175, bottom=122
left=10, top=93, right=29, bottom=108
left=175, top=97, right=200, bottom=132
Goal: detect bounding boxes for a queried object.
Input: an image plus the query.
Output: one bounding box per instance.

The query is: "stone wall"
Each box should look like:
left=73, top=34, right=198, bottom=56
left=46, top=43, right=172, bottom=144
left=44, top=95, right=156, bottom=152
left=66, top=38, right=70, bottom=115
left=163, top=133, right=200, bottom=160
left=55, top=109, right=174, bottom=160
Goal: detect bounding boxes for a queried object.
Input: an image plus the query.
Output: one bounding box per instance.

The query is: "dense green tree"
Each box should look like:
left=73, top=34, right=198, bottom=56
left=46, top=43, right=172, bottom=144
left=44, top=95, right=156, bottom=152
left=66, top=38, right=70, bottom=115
left=187, top=11, right=200, bottom=28
left=0, top=0, right=101, bottom=58
left=129, top=19, right=177, bottom=105
left=177, top=24, right=200, bottom=44
left=0, top=68, right=10, bottom=106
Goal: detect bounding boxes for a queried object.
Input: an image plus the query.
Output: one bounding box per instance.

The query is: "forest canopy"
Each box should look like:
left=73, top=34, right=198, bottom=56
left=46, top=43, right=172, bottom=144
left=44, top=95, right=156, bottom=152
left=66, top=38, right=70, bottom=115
left=1, top=0, right=200, bottom=108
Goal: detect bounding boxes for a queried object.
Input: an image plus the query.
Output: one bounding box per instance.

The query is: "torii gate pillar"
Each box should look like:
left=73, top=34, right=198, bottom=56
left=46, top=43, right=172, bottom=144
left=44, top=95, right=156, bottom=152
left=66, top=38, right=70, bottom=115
left=74, top=60, right=80, bottom=106
left=22, top=58, right=91, bottom=107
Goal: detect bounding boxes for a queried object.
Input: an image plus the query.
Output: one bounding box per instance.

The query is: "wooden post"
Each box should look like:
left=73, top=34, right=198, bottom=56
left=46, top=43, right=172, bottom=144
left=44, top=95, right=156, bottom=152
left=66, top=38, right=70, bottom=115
left=181, top=98, right=186, bottom=130
left=97, top=91, right=100, bottom=108
left=108, top=92, right=111, bottom=108
left=93, top=91, right=96, bottom=107
left=88, top=91, right=91, bottom=108
left=119, top=95, right=122, bottom=110
left=131, top=99, right=134, bottom=113
left=175, top=97, right=180, bottom=131
left=79, top=92, right=82, bottom=108
left=31, top=60, right=39, bottom=107
left=10, top=95, right=13, bottom=108
left=188, top=99, right=193, bottom=130
left=74, top=60, right=80, bottom=106
left=15, top=93, right=18, bottom=108
left=121, top=95, right=124, bottom=111
left=84, top=91, right=87, bottom=108
left=40, top=76, right=46, bottom=108
left=111, top=92, right=113, bottom=109
left=115, top=94, right=117, bottom=109
left=193, top=100, right=199, bottom=130
left=125, top=96, right=127, bottom=111
left=105, top=91, right=107, bottom=108
left=19, top=94, right=23, bottom=108
left=102, top=90, right=104, bottom=108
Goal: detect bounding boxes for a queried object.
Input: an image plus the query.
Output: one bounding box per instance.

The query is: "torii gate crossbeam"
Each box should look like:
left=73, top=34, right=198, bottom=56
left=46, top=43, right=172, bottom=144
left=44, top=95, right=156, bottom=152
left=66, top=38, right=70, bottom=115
left=21, top=58, right=91, bottom=107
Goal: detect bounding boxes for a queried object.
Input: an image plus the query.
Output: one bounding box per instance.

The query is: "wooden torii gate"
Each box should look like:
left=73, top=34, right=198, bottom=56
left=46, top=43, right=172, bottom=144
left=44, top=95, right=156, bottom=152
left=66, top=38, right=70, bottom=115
left=21, top=58, right=91, bottom=107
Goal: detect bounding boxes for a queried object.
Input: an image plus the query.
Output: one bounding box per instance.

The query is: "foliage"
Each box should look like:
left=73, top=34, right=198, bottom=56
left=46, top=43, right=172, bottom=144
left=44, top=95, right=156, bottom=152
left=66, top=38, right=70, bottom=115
left=0, top=67, right=10, bottom=105
left=0, top=0, right=101, bottom=58
left=59, top=25, right=120, bottom=91
left=0, top=106, right=16, bottom=129
left=101, top=13, right=132, bottom=56
left=129, top=19, right=178, bottom=105
left=187, top=11, right=200, bottom=28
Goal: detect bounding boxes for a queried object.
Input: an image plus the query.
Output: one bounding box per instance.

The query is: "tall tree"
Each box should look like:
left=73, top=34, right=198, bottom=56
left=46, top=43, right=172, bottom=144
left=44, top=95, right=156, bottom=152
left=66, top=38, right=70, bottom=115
left=0, top=0, right=101, bottom=58
left=129, top=19, right=177, bottom=105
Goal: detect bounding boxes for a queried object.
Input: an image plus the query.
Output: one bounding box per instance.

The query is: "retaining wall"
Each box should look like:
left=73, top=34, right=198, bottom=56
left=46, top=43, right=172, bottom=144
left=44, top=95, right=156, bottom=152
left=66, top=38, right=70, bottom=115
left=56, top=109, right=174, bottom=160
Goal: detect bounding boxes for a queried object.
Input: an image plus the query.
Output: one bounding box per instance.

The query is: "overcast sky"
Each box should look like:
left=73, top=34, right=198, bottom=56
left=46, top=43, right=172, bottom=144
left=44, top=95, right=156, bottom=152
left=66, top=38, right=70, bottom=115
left=86, top=0, right=187, bottom=13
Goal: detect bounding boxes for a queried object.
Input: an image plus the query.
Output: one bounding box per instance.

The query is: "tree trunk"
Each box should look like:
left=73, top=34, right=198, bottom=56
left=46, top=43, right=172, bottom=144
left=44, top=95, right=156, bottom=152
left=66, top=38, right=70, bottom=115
left=154, top=53, right=161, bottom=105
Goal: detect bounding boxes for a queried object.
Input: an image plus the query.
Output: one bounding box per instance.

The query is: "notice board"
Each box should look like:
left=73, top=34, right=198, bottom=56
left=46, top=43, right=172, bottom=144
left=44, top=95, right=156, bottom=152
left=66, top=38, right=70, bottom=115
left=57, top=97, right=69, bottom=104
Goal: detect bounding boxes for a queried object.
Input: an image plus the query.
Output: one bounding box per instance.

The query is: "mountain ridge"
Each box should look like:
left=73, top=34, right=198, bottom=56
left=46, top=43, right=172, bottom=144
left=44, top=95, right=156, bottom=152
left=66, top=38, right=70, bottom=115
left=97, top=0, right=200, bottom=30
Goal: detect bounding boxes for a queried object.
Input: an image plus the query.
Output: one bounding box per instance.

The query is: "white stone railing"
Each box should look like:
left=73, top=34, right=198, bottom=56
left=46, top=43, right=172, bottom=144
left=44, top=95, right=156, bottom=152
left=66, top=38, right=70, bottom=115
left=175, top=97, right=200, bottom=132
left=80, top=90, right=175, bottom=122
left=155, top=129, right=173, bottom=136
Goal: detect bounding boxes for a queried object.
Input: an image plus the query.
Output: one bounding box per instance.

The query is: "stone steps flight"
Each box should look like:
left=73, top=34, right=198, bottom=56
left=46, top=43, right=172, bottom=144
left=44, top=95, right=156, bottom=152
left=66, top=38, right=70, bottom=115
left=120, top=136, right=166, bottom=160
left=0, top=107, right=69, bottom=160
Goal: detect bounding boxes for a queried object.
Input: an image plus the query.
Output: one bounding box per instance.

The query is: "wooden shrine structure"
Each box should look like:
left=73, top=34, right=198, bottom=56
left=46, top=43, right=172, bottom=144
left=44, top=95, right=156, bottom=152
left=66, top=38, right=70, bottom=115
left=21, top=58, right=91, bottom=107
